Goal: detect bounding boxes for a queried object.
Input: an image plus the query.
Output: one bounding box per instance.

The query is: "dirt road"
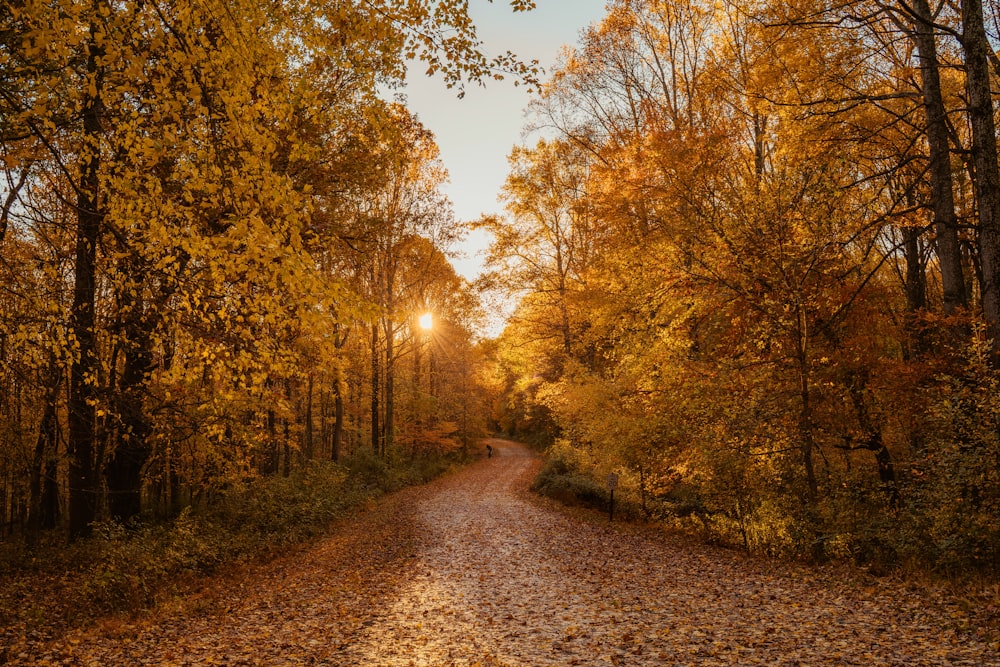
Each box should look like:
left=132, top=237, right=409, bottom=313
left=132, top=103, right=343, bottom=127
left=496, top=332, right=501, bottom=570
left=13, top=440, right=997, bottom=665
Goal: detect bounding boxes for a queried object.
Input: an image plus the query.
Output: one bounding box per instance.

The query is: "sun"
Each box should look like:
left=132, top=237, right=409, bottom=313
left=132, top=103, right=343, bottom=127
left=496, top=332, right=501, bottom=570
left=418, top=312, right=433, bottom=331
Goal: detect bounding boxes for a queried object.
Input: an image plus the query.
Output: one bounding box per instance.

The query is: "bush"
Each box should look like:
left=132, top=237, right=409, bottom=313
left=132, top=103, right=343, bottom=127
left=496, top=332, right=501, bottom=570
left=534, top=468, right=609, bottom=508
left=1, top=450, right=463, bottom=628
left=345, top=448, right=393, bottom=489
left=345, top=446, right=467, bottom=492
left=888, top=344, right=1000, bottom=575
left=653, top=481, right=707, bottom=519
left=532, top=441, right=610, bottom=510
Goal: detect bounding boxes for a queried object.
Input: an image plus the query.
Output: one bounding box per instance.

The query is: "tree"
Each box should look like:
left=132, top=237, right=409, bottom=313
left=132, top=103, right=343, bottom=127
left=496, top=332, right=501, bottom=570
left=1, top=0, right=536, bottom=538
left=957, top=0, right=1000, bottom=357
left=905, top=0, right=967, bottom=315
left=480, top=138, right=600, bottom=368
left=488, top=0, right=972, bottom=563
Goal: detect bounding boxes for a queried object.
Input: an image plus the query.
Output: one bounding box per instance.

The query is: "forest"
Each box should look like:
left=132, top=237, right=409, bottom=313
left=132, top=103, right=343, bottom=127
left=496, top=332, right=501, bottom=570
left=484, top=0, right=1000, bottom=572
left=0, top=0, right=998, bottom=598
left=0, top=0, right=528, bottom=560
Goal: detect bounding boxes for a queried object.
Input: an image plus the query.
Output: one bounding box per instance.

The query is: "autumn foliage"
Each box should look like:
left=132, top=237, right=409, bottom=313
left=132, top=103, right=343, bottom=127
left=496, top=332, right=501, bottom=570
left=2, top=0, right=998, bottom=586
left=485, top=0, right=1000, bottom=572
left=0, top=1, right=521, bottom=545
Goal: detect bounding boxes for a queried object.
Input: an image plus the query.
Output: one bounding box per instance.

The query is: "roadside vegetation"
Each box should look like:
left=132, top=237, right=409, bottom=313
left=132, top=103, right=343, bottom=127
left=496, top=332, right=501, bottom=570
left=0, top=448, right=470, bottom=644
left=484, top=0, right=1000, bottom=580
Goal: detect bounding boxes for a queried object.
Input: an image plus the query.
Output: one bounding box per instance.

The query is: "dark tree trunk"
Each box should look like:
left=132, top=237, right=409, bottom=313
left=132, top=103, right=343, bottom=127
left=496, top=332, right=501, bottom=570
left=28, top=365, right=61, bottom=540
left=105, top=300, right=155, bottom=525
left=961, top=0, right=1000, bottom=357
left=332, top=378, right=344, bottom=462
left=903, top=227, right=928, bottom=313
left=413, top=339, right=423, bottom=431
left=370, top=326, right=381, bottom=455
left=319, top=387, right=329, bottom=459
left=911, top=0, right=967, bottom=314
left=282, top=380, right=292, bottom=476
left=428, top=342, right=437, bottom=405
left=42, top=457, right=59, bottom=530
left=848, top=373, right=899, bottom=506
left=384, top=317, right=395, bottom=454
left=796, top=309, right=819, bottom=505
left=330, top=325, right=349, bottom=462
left=795, top=306, right=822, bottom=561
left=68, top=16, right=104, bottom=540
left=282, top=417, right=291, bottom=478
left=262, top=407, right=278, bottom=475
left=304, top=374, right=314, bottom=460
left=903, top=227, right=930, bottom=357
left=0, top=169, right=28, bottom=245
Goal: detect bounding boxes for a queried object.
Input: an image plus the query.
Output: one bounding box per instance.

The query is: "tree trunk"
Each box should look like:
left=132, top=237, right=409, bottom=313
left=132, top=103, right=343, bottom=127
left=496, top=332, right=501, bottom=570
left=68, top=14, right=104, bottom=540
left=555, top=242, right=573, bottom=357
left=28, top=365, right=61, bottom=541
left=428, top=342, right=437, bottom=406
left=370, top=325, right=381, bottom=455
left=282, top=416, right=291, bottom=478
left=332, top=378, right=344, bottom=462
left=903, top=226, right=928, bottom=314
left=384, top=317, right=395, bottom=453
left=961, top=0, right=1000, bottom=357
left=330, top=325, right=349, bottom=462
left=413, top=339, right=422, bottom=429
left=42, top=457, right=59, bottom=530
left=753, top=111, right=767, bottom=182
left=262, top=406, right=278, bottom=475
left=901, top=181, right=930, bottom=357
left=105, top=303, right=155, bottom=525
left=796, top=307, right=819, bottom=504
left=848, top=372, right=899, bottom=506
left=304, top=374, right=314, bottom=460
left=911, top=0, right=967, bottom=314
left=795, top=305, right=822, bottom=561
left=281, top=378, right=292, bottom=476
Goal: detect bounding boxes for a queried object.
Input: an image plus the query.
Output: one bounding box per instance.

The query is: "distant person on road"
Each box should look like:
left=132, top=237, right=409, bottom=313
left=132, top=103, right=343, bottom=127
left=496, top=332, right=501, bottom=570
left=486, top=444, right=493, bottom=458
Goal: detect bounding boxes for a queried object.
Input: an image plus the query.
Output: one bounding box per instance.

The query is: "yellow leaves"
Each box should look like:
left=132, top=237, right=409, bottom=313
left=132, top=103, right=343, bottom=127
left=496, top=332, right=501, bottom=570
left=0, top=0, right=491, bottom=552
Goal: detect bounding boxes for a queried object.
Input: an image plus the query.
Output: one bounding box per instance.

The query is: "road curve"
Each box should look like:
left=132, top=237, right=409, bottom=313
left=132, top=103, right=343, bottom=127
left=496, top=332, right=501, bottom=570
left=14, top=439, right=996, bottom=666
left=336, top=440, right=993, bottom=666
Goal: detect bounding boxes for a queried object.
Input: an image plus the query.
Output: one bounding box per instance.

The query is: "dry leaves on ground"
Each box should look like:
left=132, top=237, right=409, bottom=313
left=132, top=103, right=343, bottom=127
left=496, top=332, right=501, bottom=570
left=5, top=440, right=998, bottom=666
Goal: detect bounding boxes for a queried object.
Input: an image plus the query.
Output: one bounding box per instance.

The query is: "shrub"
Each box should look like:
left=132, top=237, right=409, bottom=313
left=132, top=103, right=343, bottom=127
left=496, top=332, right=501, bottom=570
left=1, top=450, right=462, bottom=628
left=532, top=441, right=610, bottom=510
left=891, top=347, right=1000, bottom=575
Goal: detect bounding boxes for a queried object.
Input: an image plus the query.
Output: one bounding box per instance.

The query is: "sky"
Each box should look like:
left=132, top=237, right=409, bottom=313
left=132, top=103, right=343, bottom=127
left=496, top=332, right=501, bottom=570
left=400, top=0, right=608, bottom=282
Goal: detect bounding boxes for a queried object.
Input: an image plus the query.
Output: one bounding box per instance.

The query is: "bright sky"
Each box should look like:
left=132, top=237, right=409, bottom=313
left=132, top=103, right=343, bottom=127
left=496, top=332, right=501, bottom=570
left=401, top=0, right=608, bottom=282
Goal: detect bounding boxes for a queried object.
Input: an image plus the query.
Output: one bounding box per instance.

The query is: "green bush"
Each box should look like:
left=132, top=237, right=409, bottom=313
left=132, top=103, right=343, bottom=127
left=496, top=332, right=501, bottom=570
left=202, top=461, right=363, bottom=547
left=533, top=468, right=609, bottom=507
left=652, top=481, right=707, bottom=519
left=345, top=448, right=393, bottom=489
left=881, top=345, right=1000, bottom=575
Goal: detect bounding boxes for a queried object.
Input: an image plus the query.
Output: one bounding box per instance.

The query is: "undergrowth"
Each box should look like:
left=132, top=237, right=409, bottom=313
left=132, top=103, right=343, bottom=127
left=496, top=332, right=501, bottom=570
left=530, top=444, right=645, bottom=522
left=530, top=442, right=1000, bottom=644
left=0, top=448, right=467, bottom=635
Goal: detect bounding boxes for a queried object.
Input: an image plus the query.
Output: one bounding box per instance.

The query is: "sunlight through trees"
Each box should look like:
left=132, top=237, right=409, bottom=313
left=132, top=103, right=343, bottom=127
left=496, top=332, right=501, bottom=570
left=0, top=0, right=525, bottom=542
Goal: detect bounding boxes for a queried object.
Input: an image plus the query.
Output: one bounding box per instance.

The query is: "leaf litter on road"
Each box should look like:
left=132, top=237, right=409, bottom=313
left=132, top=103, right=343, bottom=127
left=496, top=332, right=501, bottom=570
left=7, top=439, right=998, bottom=666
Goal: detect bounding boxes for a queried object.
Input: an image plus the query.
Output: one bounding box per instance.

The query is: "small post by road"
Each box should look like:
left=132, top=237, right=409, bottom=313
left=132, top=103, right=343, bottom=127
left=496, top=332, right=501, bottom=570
left=607, top=473, right=619, bottom=522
